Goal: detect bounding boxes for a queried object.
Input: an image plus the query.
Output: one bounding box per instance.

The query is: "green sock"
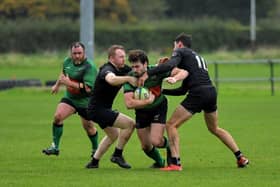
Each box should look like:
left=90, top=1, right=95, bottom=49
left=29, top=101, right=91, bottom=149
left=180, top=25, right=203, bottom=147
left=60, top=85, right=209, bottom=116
left=88, top=131, right=98, bottom=151
left=144, top=146, right=164, bottom=165
left=52, top=123, right=63, bottom=149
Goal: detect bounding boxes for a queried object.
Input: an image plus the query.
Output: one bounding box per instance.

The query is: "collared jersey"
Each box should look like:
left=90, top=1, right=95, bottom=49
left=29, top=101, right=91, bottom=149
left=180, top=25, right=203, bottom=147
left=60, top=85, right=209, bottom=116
left=88, top=62, right=131, bottom=109
left=123, top=65, right=171, bottom=110
left=62, top=57, right=97, bottom=107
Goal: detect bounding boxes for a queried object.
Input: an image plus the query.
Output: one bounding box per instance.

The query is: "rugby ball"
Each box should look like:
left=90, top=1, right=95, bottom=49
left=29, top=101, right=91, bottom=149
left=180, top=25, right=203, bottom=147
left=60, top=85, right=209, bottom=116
left=134, top=87, right=150, bottom=100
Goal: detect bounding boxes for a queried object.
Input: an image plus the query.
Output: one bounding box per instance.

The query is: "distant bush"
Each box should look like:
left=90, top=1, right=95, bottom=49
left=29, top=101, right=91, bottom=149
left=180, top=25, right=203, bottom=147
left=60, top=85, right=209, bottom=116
left=0, top=19, right=78, bottom=53
left=0, top=18, right=279, bottom=53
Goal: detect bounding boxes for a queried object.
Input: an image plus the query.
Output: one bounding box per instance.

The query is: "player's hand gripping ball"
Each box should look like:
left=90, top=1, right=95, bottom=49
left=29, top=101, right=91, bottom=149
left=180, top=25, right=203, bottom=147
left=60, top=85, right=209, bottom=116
left=134, top=87, right=150, bottom=100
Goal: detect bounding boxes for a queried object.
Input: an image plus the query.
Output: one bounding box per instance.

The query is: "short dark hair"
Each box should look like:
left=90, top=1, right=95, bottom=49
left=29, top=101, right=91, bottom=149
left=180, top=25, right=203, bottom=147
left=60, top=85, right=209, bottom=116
left=175, top=33, right=192, bottom=48
left=108, top=45, right=125, bottom=59
left=128, top=49, right=149, bottom=65
left=70, top=42, right=85, bottom=50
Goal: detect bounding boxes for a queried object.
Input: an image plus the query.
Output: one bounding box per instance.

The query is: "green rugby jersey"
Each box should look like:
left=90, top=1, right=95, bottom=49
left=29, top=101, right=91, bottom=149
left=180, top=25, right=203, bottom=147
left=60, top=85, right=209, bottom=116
left=62, top=57, right=97, bottom=107
left=123, top=65, right=171, bottom=109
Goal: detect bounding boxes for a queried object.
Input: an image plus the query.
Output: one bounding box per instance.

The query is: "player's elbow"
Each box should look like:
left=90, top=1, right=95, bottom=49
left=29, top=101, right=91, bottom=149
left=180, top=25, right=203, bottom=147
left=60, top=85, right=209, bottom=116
left=181, top=70, right=189, bottom=79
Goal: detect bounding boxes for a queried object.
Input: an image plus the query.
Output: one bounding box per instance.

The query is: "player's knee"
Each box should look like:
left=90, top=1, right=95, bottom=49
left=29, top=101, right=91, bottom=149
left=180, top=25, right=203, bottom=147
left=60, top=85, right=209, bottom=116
left=142, top=145, right=151, bottom=151
left=110, top=131, right=119, bottom=142
left=128, top=120, right=136, bottom=131
left=83, top=121, right=93, bottom=129
left=85, top=125, right=96, bottom=135
left=207, top=126, right=218, bottom=135
left=151, top=137, right=162, bottom=147
left=53, top=114, right=63, bottom=124
left=166, top=121, right=176, bottom=130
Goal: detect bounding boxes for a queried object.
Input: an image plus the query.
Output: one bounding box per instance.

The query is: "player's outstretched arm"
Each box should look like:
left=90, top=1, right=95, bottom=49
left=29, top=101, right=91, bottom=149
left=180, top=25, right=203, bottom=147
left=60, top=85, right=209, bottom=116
left=51, top=72, right=63, bottom=94
left=105, top=72, right=137, bottom=87
left=165, top=68, right=188, bottom=84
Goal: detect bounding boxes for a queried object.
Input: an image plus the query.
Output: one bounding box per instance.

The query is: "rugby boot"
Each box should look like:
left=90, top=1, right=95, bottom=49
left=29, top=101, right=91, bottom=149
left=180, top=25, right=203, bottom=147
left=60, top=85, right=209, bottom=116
left=110, top=155, right=131, bottom=169
left=85, top=158, right=99, bottom=169
left=160, top=164, right=182, bottom=171
left=237, top=156, right=249, bottom=168
left=42, top=143, right=59, bottom=156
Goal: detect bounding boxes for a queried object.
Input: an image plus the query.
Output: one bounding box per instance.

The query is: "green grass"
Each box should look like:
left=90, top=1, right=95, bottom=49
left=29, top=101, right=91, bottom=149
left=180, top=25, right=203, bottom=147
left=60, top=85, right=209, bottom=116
left=0, top=87, right=280, bottom=187
left=0, top=50, right=280, bottom=186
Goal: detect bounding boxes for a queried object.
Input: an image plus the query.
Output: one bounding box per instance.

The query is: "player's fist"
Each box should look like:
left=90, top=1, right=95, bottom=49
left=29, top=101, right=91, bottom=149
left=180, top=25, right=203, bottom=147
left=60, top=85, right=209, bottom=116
left=158, top=57, right=169, bottom=65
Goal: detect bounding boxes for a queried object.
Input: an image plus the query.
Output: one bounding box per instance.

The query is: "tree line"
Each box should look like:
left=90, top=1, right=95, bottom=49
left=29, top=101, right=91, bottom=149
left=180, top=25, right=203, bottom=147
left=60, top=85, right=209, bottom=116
left=0, top=0, right=279, bottom=23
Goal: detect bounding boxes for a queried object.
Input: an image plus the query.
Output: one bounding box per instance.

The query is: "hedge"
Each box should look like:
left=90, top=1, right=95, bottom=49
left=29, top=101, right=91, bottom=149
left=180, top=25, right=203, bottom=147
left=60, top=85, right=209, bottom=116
left=0, top=18, right=279, bottom=53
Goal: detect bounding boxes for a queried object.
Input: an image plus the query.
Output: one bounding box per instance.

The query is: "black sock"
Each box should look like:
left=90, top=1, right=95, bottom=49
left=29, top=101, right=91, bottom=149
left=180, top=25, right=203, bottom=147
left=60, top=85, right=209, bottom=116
left=234, top=150, right=243, bottom=160
left=91, top=157, right=99, bottom=165
left=113, top=148, right=123, bottom=157
left=171, top=157, right=181, bottom=166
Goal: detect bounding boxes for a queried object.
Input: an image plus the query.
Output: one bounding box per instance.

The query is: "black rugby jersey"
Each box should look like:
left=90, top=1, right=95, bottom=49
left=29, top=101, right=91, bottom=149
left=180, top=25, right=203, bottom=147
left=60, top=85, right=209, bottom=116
left=88, top=62, right=131, bottom=108
left=148, top=47, right=212, bottom=90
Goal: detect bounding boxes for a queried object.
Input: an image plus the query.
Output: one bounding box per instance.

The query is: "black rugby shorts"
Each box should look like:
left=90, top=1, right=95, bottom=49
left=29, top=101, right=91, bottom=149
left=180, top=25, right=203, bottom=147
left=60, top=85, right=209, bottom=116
left=135, top=97, right=167, bottom=129
left=87, top=106, right=119, bottom=129
left=181, top=86, right=217, bottom=114
left=60, top=98, right=90, bottom=120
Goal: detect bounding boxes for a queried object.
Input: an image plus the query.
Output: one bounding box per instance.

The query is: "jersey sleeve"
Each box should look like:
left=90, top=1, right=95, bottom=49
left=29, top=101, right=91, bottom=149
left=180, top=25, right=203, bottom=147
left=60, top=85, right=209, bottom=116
left=123, top=82, right=135, bottom=93
left=62, top=57, right=70, bottom=74
left=149, top=65, right=171, bottom=79
left=83, top=61, right=98, bottom=88
left=100, top=64, right=114, bottom=80
left=147, top=49, right=182, bottom=76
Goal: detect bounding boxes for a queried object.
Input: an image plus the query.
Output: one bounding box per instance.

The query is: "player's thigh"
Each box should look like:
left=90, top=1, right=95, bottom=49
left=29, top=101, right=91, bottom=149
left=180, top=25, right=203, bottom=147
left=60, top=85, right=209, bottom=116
left=54, top=102, right=75, bottom=121
left=168, top=105, right=193, bottom=128
left=113, top=113, right=135, bottom=129
left=137, top=128, right=152, bottom=148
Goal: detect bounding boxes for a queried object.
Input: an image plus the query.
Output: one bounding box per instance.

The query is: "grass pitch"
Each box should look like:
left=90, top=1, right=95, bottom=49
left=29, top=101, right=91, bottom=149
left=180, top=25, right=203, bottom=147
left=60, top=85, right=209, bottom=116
left=0, top=87, right=279, bottom=187
left=0, top=50, right=280, bottom=186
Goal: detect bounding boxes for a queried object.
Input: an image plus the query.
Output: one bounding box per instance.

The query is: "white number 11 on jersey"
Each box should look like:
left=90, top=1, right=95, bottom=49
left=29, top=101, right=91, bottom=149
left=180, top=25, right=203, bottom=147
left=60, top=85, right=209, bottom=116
left=195, top=55, right=208, bottom=71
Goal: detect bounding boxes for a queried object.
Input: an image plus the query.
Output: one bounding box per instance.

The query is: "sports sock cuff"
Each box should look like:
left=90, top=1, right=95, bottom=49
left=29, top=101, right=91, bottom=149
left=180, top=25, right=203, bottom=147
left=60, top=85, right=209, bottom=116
left=92, top=157, right=99, bottom=164
left=53, top=123, right=63, bottom=127
left=89, top=131, right=98, bottom=138
left=234, top=150, right=243, bottom=159
left=113, top=147, right=123, bottom=156
left=171, top=157, right=181, bottom=166
left=144, top=146, right=155, bottom=154
left=162, top=136, right=168, bottom=148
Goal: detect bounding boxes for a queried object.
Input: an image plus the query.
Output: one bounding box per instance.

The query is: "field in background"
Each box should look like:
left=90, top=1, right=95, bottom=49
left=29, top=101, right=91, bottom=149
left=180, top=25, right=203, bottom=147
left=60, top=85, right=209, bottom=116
left=0, top=87, right=279, bottom=187
left=2, top=49, right=280, bottom=95
left=1, top=47, right=280, bottom=81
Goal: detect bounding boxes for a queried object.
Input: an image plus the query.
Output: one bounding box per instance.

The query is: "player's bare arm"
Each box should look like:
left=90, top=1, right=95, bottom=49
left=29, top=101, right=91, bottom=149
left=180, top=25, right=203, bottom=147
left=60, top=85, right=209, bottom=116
left=165, top=68, right=188, bottom=84
left=105, top=72, right=137, bottom=87
left=51, top=72, right=64, bottom=94
left=58, top=74, right=92, bottom=93
left=157, top=57, right=169, bottom=65
left=124, top=91, right=155, bottom=109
